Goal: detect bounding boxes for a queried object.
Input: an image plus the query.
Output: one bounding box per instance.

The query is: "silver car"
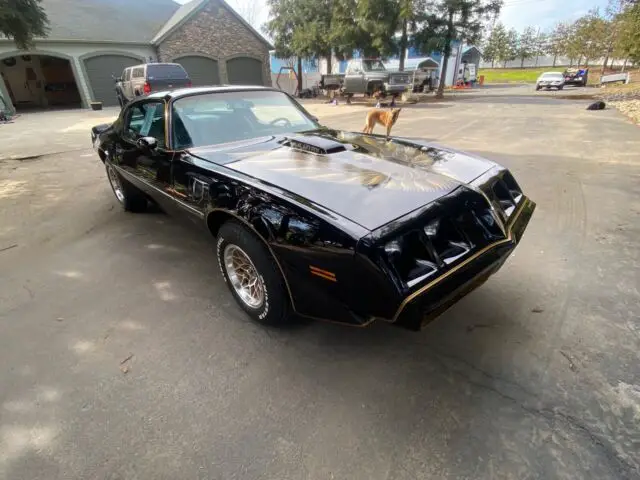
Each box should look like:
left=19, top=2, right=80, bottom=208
left=535, top=72, right=565, bottom=91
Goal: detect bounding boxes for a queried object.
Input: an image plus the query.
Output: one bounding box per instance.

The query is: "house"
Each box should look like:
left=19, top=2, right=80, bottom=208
left=0, top=0, right=273, bottom=112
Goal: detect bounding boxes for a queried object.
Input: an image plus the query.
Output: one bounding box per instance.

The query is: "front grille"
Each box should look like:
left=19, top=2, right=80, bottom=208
left=481, top=170, right=523, bottom=222
left=377, top=189, right=505, bottom=290
left=389, top=75, right=409, bottom=85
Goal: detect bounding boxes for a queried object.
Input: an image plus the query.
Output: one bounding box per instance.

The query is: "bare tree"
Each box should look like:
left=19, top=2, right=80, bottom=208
left=232, top=0, right=261, bottom=28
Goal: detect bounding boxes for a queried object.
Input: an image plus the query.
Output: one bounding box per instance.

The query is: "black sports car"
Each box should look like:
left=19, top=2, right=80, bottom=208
left=91, top=86, right=535, bottom=331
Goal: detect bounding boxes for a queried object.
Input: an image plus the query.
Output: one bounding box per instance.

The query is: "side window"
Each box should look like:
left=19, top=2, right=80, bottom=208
left=124, top=102, right=166, bottom=147
left=349, top=62, right=362, bottom=74
left=132, top=67, right=144, bottom=79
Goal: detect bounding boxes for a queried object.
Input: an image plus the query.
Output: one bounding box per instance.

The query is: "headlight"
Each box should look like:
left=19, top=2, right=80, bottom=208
left=423, top=219, right=439, bottom=237
left=384, top=240, right=402, bottom=257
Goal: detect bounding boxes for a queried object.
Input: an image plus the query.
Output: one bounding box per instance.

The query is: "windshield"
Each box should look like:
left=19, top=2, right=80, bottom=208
left=147, top=64, right=188, bottom=80
left=363, top=60, right=386, bottom=72
left=172, top=90, right=320, bottom=149
left=542, top=73, right=563, bottom=79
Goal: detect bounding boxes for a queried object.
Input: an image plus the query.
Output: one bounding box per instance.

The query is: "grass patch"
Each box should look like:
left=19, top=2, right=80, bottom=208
left=479, top=68, right=564, bottom=84
left=480, top=67, right=639, bottom=86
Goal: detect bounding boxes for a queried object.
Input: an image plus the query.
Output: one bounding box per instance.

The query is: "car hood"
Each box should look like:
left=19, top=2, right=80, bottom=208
left=188, top=129, right=497, bottom=231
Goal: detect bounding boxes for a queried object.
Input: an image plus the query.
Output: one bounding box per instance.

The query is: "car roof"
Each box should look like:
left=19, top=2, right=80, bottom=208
left=144, top=85, right=277, bottom=101
left=126, top=62, right=184, bottom=70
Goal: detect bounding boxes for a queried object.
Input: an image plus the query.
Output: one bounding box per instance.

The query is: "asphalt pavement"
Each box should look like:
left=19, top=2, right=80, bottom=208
left=1, top=88, right=639, bottom=480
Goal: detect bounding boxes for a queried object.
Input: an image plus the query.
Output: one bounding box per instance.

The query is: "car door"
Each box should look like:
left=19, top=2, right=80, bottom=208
left=122, top=68, right=132, bottom=100
left=130, top=66, right=145, bottom=96
left=164, top=103, right=230, bottom=229
left=113, top=100, right=177, bottom=213
left=344, top=61, right=364, bottom=93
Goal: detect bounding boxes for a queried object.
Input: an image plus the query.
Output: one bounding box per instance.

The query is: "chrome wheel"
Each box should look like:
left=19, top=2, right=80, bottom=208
left=223, top=244, right=265, bottom=309
left=107, top=165, right=125, bottom=204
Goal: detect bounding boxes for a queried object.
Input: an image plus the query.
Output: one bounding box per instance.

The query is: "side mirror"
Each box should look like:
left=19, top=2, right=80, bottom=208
left=136, top=136, right=157, bottom=151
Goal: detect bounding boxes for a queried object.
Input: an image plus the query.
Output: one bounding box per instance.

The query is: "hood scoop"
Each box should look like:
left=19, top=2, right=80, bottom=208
left=280, top=134, right=348, bottom=155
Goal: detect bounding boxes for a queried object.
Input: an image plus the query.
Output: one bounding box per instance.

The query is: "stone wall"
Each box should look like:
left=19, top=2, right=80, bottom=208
left=156, top=0, right=271, bottom=86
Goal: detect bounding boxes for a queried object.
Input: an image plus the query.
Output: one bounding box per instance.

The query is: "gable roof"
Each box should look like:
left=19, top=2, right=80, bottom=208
left=462, top=45, right=482, bottom=56
left=35, top=0, right=180, bottom=43
left=151, top=0, right=273, bottom=49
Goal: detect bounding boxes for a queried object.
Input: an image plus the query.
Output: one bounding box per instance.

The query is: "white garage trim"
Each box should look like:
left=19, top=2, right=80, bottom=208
left=171, top=52, right=220, bottom=63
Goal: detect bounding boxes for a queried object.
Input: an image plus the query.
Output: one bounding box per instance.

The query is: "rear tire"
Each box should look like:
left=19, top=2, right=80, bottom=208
left=216, top=221, right=290, bottom=326
left=105, top=163, right=148, bottom=212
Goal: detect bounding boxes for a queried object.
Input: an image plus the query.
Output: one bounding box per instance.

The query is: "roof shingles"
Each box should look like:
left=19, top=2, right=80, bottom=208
left=36, top=0, right=180, bottom=43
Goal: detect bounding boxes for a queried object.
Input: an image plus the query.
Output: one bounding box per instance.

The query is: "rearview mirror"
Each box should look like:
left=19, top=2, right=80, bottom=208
left=136, top=136, right=157, bottom=151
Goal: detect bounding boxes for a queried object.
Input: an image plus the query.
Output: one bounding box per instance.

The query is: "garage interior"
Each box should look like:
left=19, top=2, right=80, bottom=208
left=0, top=55, right=81, bottom=111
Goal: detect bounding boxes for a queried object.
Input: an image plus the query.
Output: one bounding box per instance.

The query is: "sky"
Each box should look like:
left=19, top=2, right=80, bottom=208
left=499, top=0, right=610, bottom=31
left=176, top=0, right=611, bottom=35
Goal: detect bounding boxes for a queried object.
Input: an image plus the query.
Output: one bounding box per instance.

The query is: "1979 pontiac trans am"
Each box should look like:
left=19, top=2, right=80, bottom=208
left=92, top=86, right=535, bottom=331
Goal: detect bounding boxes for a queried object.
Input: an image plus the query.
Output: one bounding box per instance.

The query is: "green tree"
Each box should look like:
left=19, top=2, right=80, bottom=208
left=414, top=0, right=502, bottom=99
left=0, top=0, right=49, bottom=49
left=397, top=0, right=428, bottom=70
left=499, top=28, right=518, bottom=67
left=357, top=0, right=401, bottom=58
left=579, top=10, right=609, bottom=66
left=515, top=26, right=537, bottom=67
left=481, top=24, right=499, bottom=67
left=613, top=0, right=640, bottom=67
left=533, top=31, right=548, bottom=67
left=547, top=22, right=569, bottom=67
left=265, top=0, right=333, bottom=91
left=600, top=0, right=627, bottom=73
left=482, top=22, right=512, bottom=68
left=328, top=0, right=401, bottom=60
left=329, top=0, right=367, bottom=60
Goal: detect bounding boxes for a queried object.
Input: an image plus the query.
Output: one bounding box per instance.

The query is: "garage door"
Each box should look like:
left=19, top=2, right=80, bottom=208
left=226, top=57, right=263, bottom=85
left=84, top=54, right=141, bottom=106
left=174, top=55, right=220, bottom=86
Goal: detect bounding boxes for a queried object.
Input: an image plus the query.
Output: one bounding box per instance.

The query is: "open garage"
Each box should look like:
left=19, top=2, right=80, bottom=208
left=83, top=54, right=143, bottom=107
left=0, top=54, right=81, bottom=111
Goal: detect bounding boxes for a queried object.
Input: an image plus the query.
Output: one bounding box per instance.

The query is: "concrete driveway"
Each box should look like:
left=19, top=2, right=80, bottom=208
left=1, top=90, right=639, bottom=480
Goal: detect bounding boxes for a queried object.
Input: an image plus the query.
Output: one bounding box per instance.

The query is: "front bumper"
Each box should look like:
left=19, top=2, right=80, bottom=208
left=392, top=196, right=536, bottom=330
left=384, top=83, right=411, bottom=93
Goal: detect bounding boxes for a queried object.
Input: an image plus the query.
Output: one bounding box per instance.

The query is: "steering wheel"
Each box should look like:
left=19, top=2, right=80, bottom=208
left=270, top=117, right=292, bottom=127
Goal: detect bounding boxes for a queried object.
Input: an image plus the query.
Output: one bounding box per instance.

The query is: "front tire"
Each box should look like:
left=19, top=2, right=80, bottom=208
left=216, top=221, right=290, bottom=325
left=105, top=163, right=147, bottom=212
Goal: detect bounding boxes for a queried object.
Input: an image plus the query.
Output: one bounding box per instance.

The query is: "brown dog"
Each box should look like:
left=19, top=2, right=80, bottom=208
left=363, top=108, right=402, bottom=139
